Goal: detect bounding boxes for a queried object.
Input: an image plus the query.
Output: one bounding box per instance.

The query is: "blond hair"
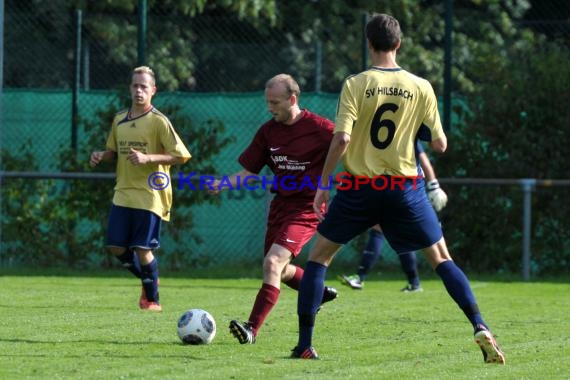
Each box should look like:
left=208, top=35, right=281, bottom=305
left=132, top=66, right=156, bottom=85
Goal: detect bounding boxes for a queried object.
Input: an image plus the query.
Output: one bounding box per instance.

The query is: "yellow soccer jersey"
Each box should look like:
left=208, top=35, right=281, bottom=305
left=335, top=67, right=445, bottom=177
left=106, top=107, right=191, bottom=221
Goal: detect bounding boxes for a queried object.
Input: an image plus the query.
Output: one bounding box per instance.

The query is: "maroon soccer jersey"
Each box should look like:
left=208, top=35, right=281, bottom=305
left=239, top=110, right=334, bottom=199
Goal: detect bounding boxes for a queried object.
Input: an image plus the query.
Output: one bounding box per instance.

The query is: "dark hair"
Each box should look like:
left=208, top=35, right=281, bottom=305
left=365, top=14, right=402, bottom=52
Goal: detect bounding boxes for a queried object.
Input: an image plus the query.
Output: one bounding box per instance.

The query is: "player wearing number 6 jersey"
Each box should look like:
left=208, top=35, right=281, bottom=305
left=291, top=13, right=505, bottom=364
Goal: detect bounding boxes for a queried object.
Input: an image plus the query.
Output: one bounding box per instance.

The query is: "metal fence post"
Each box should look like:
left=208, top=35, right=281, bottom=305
left=138, top=0, right=147, bottom=65
left=72, top=9, right=82, bottom=154
left=0, top=0, right=4, bottom=265
left=361, top=12, right=369, bottom=71
left=315, top=40, right=322, bottom=92
left=521, top=179, right=535, bottom=281
left=443, top=0, right=453, bottom=131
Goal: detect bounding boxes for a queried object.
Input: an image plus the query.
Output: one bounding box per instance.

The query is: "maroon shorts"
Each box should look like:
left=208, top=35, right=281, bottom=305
left=264, top=197, right=322, bottom=257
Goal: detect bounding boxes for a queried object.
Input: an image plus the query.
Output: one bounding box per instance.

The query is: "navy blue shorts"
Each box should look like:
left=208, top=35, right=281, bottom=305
left=317, top=176, right=442, bottom=253
left=105, top=204, right=162, bottom=250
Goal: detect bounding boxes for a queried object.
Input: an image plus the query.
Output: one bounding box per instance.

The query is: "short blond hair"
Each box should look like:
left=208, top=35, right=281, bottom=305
left=265, top=74, right=300, bottom=98
left=132, top=66, right=156, bottom=85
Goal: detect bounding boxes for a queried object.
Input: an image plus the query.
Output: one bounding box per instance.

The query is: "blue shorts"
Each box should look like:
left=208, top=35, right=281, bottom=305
left=105, top=205, right=162, bottom=250
left=317, top=176, right=442, bottom=253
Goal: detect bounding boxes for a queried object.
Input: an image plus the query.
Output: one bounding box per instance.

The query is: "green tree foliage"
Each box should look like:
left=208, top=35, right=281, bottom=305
left=436, top=35, right=570, bottom=275
left=4, top=1, right=74, bottom=88
left=1, top=145, right=61, bottom=266
left=3, top=0, right=541, bottom=94
left=77, top=0, right=278, bottom=91
left=270, top=0, right=448, bottom=92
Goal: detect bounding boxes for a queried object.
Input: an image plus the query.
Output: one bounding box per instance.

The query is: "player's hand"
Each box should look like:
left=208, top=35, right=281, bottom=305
left=208, top=179, right=222, bottom=195
left=89, top=151, right=104, bottom=167
left=426, top=179, right=448, bottom=212
left=313, top=188, right=330, bottom=222
left=127, top=148, right=150, bottom=165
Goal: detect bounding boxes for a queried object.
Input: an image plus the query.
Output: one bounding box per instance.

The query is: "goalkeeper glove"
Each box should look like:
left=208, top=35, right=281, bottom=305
left=426, top=179, right=448, bottom=212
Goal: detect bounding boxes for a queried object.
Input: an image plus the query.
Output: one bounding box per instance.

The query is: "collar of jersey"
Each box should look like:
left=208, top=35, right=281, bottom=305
left=370, top=66, right=402, bottom=72
left=127, top=105, right=154, bottom=120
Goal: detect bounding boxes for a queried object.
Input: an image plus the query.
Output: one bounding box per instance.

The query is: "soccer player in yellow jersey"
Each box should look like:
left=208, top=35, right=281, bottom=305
left=90, top=66, right=191, bottom=311
left=340, top=141, right=448, bottom=292
left=292, top=14, right=505, bottom=364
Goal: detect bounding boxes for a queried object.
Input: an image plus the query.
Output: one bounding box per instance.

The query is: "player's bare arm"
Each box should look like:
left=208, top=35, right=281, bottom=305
left=430, top=136, right=447, bottom=153
left=418, top=151, right=436, bottom=181
left=127, top=148, right=185, bottom=166
left=313, top=132, right=351, bottom=220
left=89, top=150, right=116, bottom=167
left=208, top=168, right=255, bottom=195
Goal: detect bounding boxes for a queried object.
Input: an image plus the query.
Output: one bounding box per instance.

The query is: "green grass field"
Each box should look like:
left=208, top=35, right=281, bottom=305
left=1, top=272, right=569, bottom=379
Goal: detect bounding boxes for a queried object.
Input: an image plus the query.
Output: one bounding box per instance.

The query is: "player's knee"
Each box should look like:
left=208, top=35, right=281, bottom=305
left=371, top=224, right=382, bottom=233
left=135, top=249, right=154, bottom=265
left=422, top=240, right=451, bottom=268
left=263, top=254, right=285, bottom=276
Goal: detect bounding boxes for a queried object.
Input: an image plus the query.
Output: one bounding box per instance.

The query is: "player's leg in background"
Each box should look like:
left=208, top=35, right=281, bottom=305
left=340, top=225, right=383, bottom=289
left=283, top=263, right=304, bottom=289
left=399, top=252, right=423, bottom=292
left=357, top=226, right=384, bottom=282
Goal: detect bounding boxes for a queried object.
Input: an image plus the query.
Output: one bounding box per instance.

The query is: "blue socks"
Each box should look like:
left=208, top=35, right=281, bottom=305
left=435, top=260, right=484, bottom=329
left=141, top=258, right=159, bottom=303
left=358, top=229, right=384, bottom=280
left=399, top=252, right=420, bottom=287
left=117, top=249, right=142, bottom=278
left=297, top=261, right=327, bottom=349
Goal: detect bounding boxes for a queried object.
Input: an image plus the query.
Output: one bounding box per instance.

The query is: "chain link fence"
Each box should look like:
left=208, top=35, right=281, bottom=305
left=1, top=1, right=569, bottom=274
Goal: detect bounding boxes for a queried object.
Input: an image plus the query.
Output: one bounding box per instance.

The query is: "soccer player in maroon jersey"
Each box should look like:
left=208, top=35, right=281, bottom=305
left=210, top=74, right=338, bottom=344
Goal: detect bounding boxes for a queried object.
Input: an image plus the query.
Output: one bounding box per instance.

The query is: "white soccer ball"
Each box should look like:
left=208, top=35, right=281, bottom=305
left=177, top=309, right=216, bottom=345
